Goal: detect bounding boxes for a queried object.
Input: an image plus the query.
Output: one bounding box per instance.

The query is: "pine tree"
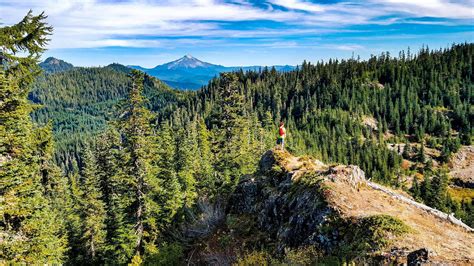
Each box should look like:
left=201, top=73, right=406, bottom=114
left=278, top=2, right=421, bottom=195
left=93, top=128, right=130, bottom=264
left=410, top=176, right=422, bottom=201
left=420, top=177, right=433, bottom=206
left=430, top=172, right=449, bottom=212
left=174, top=126, right=198, bottom=208
left=402, top=140, right=411, bottom=159
left=418, top=142, right=426, bottom=163
left=80, top=146, right=107, bottom=263
left=155, top=122, right=183, bottom=217
left=212, top=72, right=257, bottom=194
left=62, top=173, right=85, bottom=264
left=0, top=11, right=67, bottom=263
left=121, top=70, right=158, bottom=259
left=116, top=70, right=183, bottom=262
left=195, top=118, right=215, bottom=196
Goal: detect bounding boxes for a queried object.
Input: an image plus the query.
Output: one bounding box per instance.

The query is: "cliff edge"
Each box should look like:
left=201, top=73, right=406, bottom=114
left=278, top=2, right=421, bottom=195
left=228, top=149, right=473, bottom=264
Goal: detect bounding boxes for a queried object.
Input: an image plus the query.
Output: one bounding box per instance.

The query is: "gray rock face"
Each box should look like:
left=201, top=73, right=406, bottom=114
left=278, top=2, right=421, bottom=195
left=229, top=151, right=337, bottom=253
left=407, top=248, right=430, bottom=265
left=227, top=150, right=474, bottom=263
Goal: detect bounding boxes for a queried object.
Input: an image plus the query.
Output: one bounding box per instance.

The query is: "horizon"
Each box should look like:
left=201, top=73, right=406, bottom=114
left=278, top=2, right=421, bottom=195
left=2, top=0, right=473, bottom=68
left=42, top=43, right=471, bottom=69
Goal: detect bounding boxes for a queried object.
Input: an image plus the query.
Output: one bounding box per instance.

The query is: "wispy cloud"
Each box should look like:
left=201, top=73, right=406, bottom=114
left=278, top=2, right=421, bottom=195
left=332, top=44, right=365, bottom=51
left=1, top=0, right=472, bottom=67
left=376, top=0, right=474, bottom=19
left=1, top=0, right=472, bottom=50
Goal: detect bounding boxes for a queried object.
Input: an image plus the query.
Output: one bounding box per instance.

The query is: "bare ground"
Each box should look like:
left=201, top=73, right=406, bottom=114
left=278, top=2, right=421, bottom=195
left=449, top=145, right=474, bottom=186
left=273, top=149, right=474, bottom=263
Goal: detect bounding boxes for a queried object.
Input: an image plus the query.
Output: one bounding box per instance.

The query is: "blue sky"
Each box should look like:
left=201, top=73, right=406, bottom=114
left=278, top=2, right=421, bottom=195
left=1, top=0, right=473, bottom=67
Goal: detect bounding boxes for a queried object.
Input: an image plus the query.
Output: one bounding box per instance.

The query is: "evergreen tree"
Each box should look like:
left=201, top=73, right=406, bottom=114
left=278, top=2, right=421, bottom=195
left=410, top=176, right=422, bottom=201
left=80, top=146, right=108, bottom=263
left=212, top=73, right=259, bottom=195
left=195, top=118, right=215, bottom=196
left=430, top=172, right=449, bottom=212
left=417, top=142, right=426, bottom=163
left=174, top=126, right=198, bottom=208
left=114, top=70, right=183, bottom=263
left=121, top=70, right=160, bottom=260
left=0, top=11, right=67, bottom=263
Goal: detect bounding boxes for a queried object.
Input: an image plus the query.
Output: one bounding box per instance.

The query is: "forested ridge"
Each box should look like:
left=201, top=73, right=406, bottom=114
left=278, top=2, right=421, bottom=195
left=1, top=11, right=473, bottom=265
left=30, top=64, right=188, bottom=170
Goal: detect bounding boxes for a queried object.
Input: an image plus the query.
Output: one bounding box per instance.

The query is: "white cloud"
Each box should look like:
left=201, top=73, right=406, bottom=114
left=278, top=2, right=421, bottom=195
left=332, top=44, right=365, bottom=51
left=0, top=0, right=472, bottom=49
left=376, top=0, right=474, bottom=19
left=271, top=0, right=325, bottom=12
left=1, top=0, right=300, bottom=48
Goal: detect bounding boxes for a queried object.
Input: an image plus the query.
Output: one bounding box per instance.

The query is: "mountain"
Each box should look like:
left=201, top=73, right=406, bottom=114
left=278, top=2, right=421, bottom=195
left=38, top=55, right=295, bottom=89
left=129, top=55, right=295, bottom=90
left=159, top=54, right=219, bottom=69
left=39, top=57, right=74, bottom=73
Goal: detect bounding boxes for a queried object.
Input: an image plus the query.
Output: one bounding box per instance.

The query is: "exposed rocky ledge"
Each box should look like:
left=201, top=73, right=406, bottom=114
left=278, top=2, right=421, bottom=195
left=229, top=149, right=474, bottom=264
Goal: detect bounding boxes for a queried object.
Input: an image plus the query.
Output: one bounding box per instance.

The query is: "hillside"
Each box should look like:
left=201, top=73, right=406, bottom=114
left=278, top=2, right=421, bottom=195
left=29, top=64, right=187, bottom=169
left=30, top=44, right=474, bottom=224
left=188, top=149, right=473, bottom=264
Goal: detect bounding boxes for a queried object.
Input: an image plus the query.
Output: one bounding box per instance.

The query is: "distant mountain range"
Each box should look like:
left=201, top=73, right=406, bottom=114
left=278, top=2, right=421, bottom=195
left=128, top=55, right=294, bottom=89
left=39, top=55, right=295, bottom=89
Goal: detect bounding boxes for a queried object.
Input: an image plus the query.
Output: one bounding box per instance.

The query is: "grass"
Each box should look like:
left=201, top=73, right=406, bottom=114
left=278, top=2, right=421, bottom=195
left=336, top=214, right=411, bottom=259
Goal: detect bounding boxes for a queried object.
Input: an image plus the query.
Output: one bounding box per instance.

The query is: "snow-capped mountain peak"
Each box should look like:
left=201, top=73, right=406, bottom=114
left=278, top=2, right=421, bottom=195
left=163, top=55, right=215, bottom=69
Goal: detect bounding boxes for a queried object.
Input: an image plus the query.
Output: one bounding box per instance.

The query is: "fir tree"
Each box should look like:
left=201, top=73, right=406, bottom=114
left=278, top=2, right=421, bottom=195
left=402, top=140, right=411, bottom=159
left=418, top=142, right=426, bottom=163
left=195, top=118, right=215, bottom=196
left=116, top=70, right=183, bottom=262
left=80, top=146, right=108, bottom=263
left=0, top=11, right=67, bottom=263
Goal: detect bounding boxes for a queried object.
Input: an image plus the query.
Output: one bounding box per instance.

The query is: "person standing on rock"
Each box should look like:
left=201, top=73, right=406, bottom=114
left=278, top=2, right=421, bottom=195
left=277, top=121, right=286, bottom=150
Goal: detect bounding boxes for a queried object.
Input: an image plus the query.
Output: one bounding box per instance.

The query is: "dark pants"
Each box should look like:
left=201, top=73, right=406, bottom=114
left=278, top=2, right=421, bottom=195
left=276, top=137, right=284, bottom=149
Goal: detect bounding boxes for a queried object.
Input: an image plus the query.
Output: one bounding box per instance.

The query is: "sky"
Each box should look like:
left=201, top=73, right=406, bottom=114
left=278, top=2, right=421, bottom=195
left=1, top=0, right=473, bottom=67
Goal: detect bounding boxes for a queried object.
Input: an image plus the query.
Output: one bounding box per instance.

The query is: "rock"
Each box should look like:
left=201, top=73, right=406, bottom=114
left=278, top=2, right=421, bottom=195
left=449, top=146, right=474, bottom=188
left=228, top=150, right=474, bottom=263
left=228, top=175, right=260, bottom=214
left=407, top=248, right=430, bottom=265
left=258, top=150, right=279, bottom=173
left=0, top=154, right=11, bottom=166
left=362, top=115, right=378, bottom=131
left=327, top=165, right=365, bottom=187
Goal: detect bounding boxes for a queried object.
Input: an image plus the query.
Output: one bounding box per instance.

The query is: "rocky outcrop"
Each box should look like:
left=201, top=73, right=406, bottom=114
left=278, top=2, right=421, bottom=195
left=449, top=145, right=474, bottom=188
left=228, top=149, right=474, bottom=263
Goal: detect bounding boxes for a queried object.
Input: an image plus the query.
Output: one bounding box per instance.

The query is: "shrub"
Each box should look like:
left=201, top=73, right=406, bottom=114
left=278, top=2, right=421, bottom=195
left=145, top=242, right=183, bottom=266
left=338, top=215, right=410, bottom=259
left=234, top=251, right=270, bottom=266
left=279, top=246, right=322, bottom=265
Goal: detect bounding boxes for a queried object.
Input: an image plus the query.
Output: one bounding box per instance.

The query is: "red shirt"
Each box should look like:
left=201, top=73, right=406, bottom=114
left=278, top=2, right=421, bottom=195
left=279, top=126, right=286, bottom=138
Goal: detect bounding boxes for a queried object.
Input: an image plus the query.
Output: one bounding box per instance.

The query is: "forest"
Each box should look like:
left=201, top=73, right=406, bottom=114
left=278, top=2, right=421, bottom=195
left=1, top=12, right=473, bottom=264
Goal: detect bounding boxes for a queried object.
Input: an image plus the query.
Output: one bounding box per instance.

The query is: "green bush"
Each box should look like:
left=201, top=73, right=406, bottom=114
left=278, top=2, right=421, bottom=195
left=234, top=251, right=270, bottom=266
left=278, top=246, right=322, bottom=265
left=338, top=214, right=410, bottom=258
left=145, top=242, right=183, bottom=266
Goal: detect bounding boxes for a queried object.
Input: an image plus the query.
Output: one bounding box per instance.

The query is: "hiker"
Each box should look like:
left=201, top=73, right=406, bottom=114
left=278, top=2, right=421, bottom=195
left=277, top=121, right=286, bottom=150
